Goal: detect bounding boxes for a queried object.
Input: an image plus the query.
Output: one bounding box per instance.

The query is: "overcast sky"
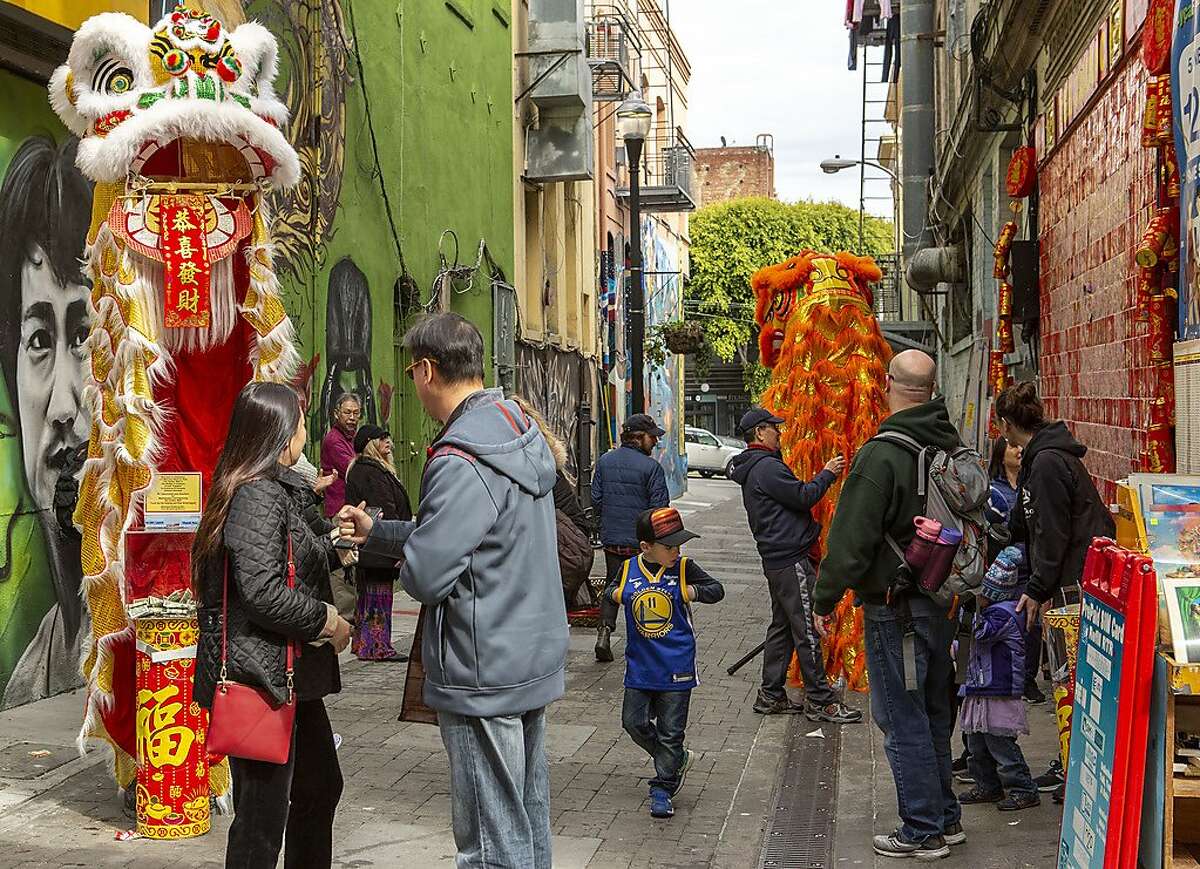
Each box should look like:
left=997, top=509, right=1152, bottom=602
left=669, top=1, right=894, bottom=216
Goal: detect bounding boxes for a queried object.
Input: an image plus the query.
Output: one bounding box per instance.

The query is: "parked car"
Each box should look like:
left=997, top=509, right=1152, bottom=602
left=685, top=426, right=741, bottom=478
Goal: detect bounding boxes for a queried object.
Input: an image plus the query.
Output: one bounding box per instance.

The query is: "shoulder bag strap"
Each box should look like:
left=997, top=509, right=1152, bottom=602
left=220, top=533, right=297, bottom=703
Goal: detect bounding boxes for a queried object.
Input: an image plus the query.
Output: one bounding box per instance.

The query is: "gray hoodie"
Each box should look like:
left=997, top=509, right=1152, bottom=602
left=362, top=389, right=569, bottom=717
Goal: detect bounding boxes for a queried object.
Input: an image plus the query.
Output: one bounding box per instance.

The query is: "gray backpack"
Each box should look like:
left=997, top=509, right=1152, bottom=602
left=873, top=431, right=991, bottom=609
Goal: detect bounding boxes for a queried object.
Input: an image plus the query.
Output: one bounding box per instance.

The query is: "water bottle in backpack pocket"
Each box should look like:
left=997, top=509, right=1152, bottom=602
left=872, top=431, right=990, bottom=610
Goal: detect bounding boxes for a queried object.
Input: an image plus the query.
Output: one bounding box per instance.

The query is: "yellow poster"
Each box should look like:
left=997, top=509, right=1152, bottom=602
left=144, top=473, right=202, bottom=517
left=7, top=1, right=148, bottom=30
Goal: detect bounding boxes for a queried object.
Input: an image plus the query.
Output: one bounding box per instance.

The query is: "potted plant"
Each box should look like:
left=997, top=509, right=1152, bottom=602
left=658, top=320, right=705, bottom=355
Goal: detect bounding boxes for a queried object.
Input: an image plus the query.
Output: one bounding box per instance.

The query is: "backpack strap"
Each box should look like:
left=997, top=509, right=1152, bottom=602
left=870, top=431, right=930, bottom=497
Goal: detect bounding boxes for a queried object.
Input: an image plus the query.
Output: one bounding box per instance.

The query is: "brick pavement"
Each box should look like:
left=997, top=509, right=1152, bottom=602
left=0, top=478, right=786, bottom=868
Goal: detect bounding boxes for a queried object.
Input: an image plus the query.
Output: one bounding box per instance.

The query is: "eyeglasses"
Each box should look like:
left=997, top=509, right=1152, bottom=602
left=405, top=358, right=431, bottom=381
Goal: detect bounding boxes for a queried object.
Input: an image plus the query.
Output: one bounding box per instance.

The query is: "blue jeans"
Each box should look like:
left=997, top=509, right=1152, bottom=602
left=966, top=731, right=1036, bottom=797
left=864, top=597, right=961, bottom=840
left=438, top=708, right=551, bottom=869
left=622, top=687, right=690, bottom=792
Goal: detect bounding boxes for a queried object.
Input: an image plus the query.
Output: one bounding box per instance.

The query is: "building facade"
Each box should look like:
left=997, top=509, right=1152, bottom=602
left=694, top=139, right=776, bottom=203
left=907, top=0, right=1157, bottom=499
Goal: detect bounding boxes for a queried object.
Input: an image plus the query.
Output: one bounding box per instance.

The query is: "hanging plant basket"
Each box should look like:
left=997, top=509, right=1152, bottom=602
left=659, top=320, right=706, bottom=355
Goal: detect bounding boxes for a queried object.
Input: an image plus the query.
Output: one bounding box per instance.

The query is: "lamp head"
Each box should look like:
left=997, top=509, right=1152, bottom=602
left=820, top=157, right=858, bottom=174
left=616, top=91, right=653, bottom=141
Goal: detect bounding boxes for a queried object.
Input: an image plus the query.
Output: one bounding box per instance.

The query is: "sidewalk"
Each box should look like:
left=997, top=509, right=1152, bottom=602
left=0, top=478, right=783, bottom=868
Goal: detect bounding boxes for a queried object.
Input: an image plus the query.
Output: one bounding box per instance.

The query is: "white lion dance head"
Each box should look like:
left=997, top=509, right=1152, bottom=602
left=48, top=3, right=300, bottom=788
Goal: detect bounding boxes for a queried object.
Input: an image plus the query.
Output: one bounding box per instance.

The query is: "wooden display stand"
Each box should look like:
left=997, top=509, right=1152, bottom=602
left=1161, top=653, right=1200, bottom=866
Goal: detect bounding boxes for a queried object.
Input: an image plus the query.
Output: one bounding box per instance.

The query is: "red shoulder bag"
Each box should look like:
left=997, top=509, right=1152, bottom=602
left=207, top=538, right=297, bottom=764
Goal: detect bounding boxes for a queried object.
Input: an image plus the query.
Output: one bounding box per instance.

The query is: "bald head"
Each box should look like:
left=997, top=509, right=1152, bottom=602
left=887, top=350, right=936, bottom=412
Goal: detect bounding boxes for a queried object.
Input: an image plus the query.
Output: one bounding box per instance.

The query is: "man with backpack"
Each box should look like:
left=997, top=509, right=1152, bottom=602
left=814, top=350, right=982, bottom=861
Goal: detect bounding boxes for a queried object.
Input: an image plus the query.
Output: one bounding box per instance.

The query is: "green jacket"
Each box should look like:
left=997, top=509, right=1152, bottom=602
left=813, top=398, right=963, bottom=615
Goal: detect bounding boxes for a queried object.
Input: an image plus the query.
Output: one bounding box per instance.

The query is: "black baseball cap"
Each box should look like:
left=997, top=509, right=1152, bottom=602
left=623, top=413, right=666, bottom=437
left=637, top=507, right=700, bottom=547
left=738, top=408, right=784, bottom=435
left=353, top=424, right=389, bottom=454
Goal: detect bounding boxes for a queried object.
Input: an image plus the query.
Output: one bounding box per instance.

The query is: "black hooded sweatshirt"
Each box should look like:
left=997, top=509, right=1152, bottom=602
left=727, top=445, right=836, bottom=570
left=1010, top=421, right=1115, bottom=603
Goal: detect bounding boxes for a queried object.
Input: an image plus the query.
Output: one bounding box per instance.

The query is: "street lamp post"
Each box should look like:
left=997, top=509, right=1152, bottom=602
left=618, top=91, right=653, bottom=414
left=821, top=155, right=899, bottom=255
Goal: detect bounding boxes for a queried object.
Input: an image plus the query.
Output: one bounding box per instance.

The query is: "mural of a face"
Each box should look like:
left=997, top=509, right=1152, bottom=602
left=0, top=136, right=93, bottom=517
left=17, top=249, right=90, bottom=512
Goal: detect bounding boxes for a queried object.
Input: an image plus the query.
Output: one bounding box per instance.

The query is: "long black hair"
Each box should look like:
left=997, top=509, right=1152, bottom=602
left=988, top=436, right=1009, bottom=482
left=191, top=382, right=301, bottom=588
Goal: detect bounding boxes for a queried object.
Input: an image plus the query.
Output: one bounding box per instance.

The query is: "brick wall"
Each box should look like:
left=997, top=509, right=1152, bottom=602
left=694, top=146, right=775, bottom=203
left=1037, top=51, right=1157, bottom=503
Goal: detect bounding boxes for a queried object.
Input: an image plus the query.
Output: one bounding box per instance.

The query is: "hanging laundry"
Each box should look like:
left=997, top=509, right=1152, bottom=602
left=882, top=13, right=900, bottom=82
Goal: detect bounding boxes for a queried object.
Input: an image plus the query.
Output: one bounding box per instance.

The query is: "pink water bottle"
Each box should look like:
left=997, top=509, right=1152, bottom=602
left=904, top=516, right=943, bottom=570
left=919, top=527, right=963, bottom=593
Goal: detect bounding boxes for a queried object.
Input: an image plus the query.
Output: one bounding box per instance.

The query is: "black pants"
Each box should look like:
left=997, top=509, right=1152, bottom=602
left=600, top=549, right=631, bottom=631
left=226, top=699, right=344, bottom=869
left=761, top=559, right=836, bottom=707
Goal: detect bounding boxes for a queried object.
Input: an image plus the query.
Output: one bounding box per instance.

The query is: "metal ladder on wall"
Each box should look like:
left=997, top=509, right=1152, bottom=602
left=858, top=3, right=899, bottom=261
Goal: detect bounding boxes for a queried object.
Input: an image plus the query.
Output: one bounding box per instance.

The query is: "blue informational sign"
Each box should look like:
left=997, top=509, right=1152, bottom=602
left=1058, top=594, right=1126, bottom=868
left=1174, top=0, right=1200, bottom=338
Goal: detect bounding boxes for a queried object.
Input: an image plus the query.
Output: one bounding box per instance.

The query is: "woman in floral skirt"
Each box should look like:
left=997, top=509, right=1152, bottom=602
left=344, top=424, right=412, bottom=661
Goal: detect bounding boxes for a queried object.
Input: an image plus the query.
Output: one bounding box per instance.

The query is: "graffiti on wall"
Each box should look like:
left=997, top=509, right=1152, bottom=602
left=0, top=131, right=90, bottom=706
left=515, top=342, right=599, bottom=484
left=644, top=220, right=687, bottom=499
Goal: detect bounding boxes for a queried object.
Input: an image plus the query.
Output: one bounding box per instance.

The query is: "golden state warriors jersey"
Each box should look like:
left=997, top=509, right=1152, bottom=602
left=615, top=556, right=697, bottom=691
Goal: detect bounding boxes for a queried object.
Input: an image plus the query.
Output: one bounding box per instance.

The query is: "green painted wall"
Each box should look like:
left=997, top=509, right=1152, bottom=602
left=249, top=0, right=514, bottom=493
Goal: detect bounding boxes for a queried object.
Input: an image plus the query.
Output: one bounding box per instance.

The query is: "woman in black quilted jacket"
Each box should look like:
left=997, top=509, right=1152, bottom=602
left=192, top=382, right=353, bottom=869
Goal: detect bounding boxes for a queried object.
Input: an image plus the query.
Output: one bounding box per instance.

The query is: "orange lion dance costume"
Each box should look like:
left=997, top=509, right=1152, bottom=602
left=752, top=251, right=893, bottom=691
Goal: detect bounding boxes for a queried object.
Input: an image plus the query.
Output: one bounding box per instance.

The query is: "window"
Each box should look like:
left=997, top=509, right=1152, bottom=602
left=700, top=433, right=720, bottom=447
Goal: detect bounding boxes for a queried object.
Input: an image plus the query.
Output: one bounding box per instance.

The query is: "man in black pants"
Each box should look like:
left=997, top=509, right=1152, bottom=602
left=727, top=408, right=862, bottom=723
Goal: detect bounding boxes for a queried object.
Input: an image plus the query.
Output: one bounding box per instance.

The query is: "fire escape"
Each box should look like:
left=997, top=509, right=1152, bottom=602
left=587, top=1, right=696, bottom=214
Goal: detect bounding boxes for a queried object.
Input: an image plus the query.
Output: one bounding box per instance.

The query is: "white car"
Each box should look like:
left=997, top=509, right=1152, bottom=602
left=685, top=426, right=742, bottom=478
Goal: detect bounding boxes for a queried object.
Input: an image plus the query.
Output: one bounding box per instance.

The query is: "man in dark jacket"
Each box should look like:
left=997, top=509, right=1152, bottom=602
left=813, top=350, right=964, bottom=861
left=591, top=414, right=671, bottom=661
left=338, top=313, right=568, bottom=869
left=727, top=408, right=860, bottom=723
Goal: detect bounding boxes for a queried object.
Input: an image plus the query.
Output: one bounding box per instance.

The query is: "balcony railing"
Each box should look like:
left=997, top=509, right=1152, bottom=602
left=617, top=132, right=697, bottom=213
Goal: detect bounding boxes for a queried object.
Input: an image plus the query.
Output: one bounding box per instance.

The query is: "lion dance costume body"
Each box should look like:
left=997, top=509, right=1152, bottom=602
left=752, top=251, right=893, bottom=691
left=49, top=5, right=301, bottom=818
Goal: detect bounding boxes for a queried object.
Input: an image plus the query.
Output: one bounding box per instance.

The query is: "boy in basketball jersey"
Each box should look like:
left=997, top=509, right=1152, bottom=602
left=604, top=507, right=725, bottom=818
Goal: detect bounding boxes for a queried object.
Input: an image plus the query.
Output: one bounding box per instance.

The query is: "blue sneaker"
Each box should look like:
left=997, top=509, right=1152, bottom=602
left=649, top=787, right=674, bottom=818
left=671, top=749, right=695, bottom=796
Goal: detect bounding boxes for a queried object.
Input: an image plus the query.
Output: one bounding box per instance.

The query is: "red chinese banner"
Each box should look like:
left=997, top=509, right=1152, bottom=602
left=135, top=618, right=210, bottom=840
left=160, top=195, right=211, bottom=329
left=1005, top=147, right=1036, bottom=199
left=1143, top=0, right=1173, bottom=75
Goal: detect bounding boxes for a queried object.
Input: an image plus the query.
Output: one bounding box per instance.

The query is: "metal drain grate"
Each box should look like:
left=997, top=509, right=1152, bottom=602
left=758, top=716, right=840, bottom=869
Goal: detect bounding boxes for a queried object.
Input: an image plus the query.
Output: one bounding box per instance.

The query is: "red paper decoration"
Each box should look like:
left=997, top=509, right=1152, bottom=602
left=1143, top=0, right=1174, bottom=76
left=1005, top=148, right=1037, bottom=199
left=994, top=222, right=1018, bottom=278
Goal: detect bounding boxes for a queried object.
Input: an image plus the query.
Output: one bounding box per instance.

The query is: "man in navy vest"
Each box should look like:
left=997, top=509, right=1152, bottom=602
left=591, top=414, right=670, bottom=662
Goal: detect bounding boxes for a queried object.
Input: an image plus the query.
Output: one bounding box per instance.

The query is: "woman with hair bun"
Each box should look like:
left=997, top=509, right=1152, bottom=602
left=993, top=382, right=1115, bottom=627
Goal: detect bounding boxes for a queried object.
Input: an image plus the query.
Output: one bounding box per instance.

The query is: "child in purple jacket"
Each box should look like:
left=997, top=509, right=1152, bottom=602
left=956, top=546, right=1041, bottom=811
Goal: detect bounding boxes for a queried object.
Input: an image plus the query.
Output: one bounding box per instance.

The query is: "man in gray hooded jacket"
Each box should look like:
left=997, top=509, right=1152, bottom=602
left=338, top=313, right=568, bottom=869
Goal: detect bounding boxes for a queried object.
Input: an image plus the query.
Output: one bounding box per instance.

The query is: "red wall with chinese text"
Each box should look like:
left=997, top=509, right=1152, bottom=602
left=1038, top=52, right=1157, bottom=504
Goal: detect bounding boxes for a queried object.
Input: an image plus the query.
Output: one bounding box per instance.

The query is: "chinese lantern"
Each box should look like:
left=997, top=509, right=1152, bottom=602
left=1005, top=148, right=1037, bottom=199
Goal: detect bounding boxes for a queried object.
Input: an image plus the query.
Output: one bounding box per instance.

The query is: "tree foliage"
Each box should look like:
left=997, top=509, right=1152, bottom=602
left=685, top=197, right=893, bottom=395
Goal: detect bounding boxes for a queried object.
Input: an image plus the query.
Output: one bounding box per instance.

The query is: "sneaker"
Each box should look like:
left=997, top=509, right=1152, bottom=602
left=805, top=701, right=864, bottom=724
left=998, top=791, right=1041, bottom=811
left=951, top=753, right=975, bottom=783
left=872, top=830, right=950, bottom=860
left=649, top=787, right=674, bottom=818
left=1034, top=759, right=1065, bottom=792
left=942, top=822, right=966, bottom=846
left=594, top=626, right=614, bottom=663
left=1052, top=783, right=1065, bottom=804
left=1023, top=681, right=1048, bottom=705
left=671, top=749, right=695, bottom=797
left=957, top=786, right=1003, bottom=805
left=753, top=692, right=803, bottom=715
